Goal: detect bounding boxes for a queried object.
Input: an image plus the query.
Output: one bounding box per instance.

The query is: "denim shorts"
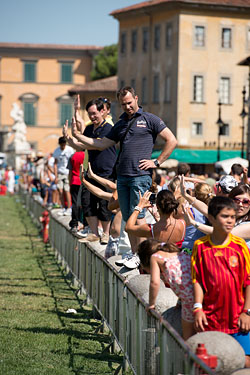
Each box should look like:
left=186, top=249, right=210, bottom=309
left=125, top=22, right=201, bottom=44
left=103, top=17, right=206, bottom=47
left=117, top=174, right=152, bottom=222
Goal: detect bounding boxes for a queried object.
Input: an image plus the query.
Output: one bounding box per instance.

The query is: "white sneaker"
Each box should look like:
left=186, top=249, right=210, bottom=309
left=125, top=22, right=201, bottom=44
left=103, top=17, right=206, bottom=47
left=63, top=208, right=72, bottom=216
left=123, top=254, right=140, bottom=269
left=115, top=253, right=133, bottom=267
left=77, top=226, right=91, bottom=238
left=57, top=208, right=66, bottom=216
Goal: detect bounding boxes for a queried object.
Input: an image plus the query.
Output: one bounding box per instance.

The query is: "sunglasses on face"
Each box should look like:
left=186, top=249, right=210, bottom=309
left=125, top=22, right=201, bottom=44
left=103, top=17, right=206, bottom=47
left=233, top=197, right=250, bottom=207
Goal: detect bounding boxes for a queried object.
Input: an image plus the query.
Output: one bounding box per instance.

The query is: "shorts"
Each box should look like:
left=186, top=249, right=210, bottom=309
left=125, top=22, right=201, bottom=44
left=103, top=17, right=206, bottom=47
left=81, top=176, right=112, bottom=222
left=57, top=174, right=70, bottom=192
left=117, top=174, right=152, bottom=222
left=230, top=332, right=250, bottom=355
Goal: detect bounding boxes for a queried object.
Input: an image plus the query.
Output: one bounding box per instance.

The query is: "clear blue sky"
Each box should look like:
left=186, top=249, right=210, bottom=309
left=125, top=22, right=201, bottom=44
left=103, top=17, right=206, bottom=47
left=0, top=0, right=140, bottom=47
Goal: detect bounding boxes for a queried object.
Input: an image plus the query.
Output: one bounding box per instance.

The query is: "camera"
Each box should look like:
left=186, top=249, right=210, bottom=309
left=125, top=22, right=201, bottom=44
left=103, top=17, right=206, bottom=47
left=149, top=193, right=157, bottom=204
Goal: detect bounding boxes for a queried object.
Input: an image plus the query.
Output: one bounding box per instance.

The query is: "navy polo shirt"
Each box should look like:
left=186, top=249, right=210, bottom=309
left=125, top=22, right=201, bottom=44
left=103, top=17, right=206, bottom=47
left=84, top=121, right=117, bottom=177
left=106, top=107, right=167, bottom=177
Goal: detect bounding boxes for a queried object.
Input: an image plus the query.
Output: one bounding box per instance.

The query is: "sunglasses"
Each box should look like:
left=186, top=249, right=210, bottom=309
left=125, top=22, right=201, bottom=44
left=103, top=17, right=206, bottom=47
left=233, top=197, right=250, bottom=207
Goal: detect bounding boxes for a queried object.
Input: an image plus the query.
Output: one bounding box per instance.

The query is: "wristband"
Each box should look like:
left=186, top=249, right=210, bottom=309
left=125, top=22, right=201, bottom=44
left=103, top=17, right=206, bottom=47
left=193, top=302, right=202, bottom=310
left=193, top=308, right=203, bottom=315
left=134, top=206, right=143, bottom=213
left=194, top=222, right=200, bottom=229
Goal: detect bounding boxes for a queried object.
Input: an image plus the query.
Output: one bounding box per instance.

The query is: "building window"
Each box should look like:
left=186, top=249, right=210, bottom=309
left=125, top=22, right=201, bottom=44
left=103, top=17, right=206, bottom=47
left=120, top=32, right=127, bottom=54
left=193, top=75, right=204, bottom=102
left=20, top=93, right=38, bottom=126
left=192, top=122, right=203, bottom=136
left=57, top=94, right=73, bottom=126
left=219, top=77, right=230, bottom=104
left=154, top=25, right=161, bottom=51
left=24, top=61, right=36, bottom=82
left=131, top=79, right=136, bottom=91
left=60, top=103, right=72, bottom=126
left=142, top=27, right=149, bottom=52
left=153, top=75, right=160, bottom=103
left=61, top=63, right=73, bottom=83
left=221, top=27, right=232, bottom=49
left=164, top=75, right=171, bottom=102
left=131, top=30, right=137, bottom=53
left=141, top=77, right=148, bottom=104
left=220, top=123, right=229, bottom=136
left=120, top=80, right=125, bottom=88
left=166, top=23, right=172, bottom=48
left=194, top=26, right=205, bottom=47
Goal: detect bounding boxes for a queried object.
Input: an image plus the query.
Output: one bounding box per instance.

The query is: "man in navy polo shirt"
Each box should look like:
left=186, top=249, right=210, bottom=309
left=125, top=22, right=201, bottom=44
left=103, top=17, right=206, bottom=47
left=64, top=87, right=177, bottom=267
left=65, top=98, right=117, bottom=244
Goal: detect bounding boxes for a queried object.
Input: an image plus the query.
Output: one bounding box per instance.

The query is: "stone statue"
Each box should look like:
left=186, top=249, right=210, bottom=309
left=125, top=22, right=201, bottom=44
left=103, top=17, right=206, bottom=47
left=9, top=103, right=30, bottom=151
left=7, top=103, right=31, bottom=171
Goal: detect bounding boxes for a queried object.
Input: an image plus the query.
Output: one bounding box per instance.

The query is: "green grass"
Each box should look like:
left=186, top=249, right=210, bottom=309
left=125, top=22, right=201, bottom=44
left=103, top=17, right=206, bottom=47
left=0, top=196, right=123, bottom=375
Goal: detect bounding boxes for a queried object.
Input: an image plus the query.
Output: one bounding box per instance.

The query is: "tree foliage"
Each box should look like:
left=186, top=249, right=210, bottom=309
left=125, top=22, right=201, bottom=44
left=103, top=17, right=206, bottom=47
left=90, top=44, right=118, bottom=80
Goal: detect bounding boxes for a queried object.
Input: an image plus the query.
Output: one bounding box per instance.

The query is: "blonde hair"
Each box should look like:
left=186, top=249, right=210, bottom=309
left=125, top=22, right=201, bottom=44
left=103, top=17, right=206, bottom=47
left=195, top=183, right=213, bottom=205
left=168, top=176, right=180, bottom=193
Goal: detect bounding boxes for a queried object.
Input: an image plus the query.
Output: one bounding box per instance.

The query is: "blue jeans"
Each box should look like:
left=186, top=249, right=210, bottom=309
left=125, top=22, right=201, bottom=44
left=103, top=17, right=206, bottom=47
left=117, top=175, right=152, bottom=222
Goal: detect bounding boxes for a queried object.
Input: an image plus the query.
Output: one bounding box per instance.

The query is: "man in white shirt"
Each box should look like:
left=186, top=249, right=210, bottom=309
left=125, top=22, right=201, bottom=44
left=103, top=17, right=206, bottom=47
left=53, top=137, right=74, bottom=215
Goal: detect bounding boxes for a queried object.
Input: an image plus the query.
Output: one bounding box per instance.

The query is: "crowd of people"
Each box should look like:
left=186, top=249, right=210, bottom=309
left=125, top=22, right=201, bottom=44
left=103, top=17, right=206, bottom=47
left=5, top=86, right=250, bottom=367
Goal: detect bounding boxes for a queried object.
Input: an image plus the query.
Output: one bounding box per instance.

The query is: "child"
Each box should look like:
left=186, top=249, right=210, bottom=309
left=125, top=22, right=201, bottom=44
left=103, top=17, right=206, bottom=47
left=191, top=196, right=250, bottom=368
left=137, top=239, right=194, bottom=340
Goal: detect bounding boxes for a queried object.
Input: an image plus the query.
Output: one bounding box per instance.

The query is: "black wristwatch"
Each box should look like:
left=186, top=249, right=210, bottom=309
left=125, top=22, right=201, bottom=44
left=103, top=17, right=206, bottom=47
left=243, top=309, right=250, bottom=316
left=154, top=159, right=160, bottom=168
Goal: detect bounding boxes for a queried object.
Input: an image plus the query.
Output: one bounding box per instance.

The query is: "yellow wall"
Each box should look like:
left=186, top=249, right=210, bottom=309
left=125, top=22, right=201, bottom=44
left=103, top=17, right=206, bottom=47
left=0, top=51, right=94, bottom=154
left=115, top=5, right=250, bottom=152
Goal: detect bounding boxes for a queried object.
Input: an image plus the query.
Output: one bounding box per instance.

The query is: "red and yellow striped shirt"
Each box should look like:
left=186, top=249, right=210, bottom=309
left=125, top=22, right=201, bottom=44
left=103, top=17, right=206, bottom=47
left=191, top=233, right=250, bottom=333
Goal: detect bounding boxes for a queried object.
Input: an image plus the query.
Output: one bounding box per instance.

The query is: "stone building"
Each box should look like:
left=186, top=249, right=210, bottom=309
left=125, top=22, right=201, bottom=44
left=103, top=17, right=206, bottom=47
left=0, top=42, right=101, bottom=153
left=111, top=0, right=250, bottom=171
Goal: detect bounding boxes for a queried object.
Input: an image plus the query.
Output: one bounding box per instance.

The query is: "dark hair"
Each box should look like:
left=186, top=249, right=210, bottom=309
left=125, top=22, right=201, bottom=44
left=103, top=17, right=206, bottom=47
left=58, top=136, right=66, bottom=144
left=177, top=163, right=190, bottom=176
left=231, top=163, right=244, bottom=176
left=156, top=189, right=179, bottom=215
left=98, top=97, right=111, bottom=110
left=86, top=98, right=104, bottom=112
left=208, top=196, right=237, bottom=219
left=138, top=239, right=180, bottom=268
left=117, top=86, right=136, bottom=100
left=229, top=184, right=250, bottom=222
left=155, top=173, right=162, bottom=186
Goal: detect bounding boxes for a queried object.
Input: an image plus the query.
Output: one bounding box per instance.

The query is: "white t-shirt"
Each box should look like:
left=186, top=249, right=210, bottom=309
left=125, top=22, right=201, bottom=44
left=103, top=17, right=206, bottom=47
left=53, top=145, right=74, bottom=175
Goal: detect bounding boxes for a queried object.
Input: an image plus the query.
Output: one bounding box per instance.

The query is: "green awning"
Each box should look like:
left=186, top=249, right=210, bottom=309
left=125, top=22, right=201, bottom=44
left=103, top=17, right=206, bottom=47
left=151, top=149, right=246, bottom=164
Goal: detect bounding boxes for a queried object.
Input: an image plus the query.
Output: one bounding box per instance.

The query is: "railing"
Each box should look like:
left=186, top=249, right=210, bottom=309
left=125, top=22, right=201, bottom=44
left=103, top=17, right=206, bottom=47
left=19, top=190, right=215, bottom=375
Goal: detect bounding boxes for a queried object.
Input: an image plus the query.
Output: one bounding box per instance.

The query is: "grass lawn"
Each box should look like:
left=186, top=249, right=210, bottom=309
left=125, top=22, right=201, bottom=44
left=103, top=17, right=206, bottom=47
left=0, top=195, right=123, bottom=375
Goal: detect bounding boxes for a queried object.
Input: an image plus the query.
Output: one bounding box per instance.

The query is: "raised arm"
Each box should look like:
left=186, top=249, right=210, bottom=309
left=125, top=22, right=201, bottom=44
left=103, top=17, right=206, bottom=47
left=71, top=117, right=115, bottom=150
left=87, top=163, right=116, bottom=191
left=74, top=94, right=86, bottom=134
left=125, top=191, right=152, bottom=237
left=139, top=127, right=177, bottom=170
left=63, top=120, right=85, bottom=151
left=80, top=165, right=112, bottom=201
left=180, top=175, right=208, bottom=217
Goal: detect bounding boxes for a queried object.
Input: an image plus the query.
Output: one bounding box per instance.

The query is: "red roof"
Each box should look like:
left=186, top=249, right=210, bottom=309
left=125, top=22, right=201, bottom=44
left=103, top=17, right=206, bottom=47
left=110, top=0, right=250, bottom=16
left=0, top=42, right=102, bottom=51
left=68, top=76, right=118, bottom=95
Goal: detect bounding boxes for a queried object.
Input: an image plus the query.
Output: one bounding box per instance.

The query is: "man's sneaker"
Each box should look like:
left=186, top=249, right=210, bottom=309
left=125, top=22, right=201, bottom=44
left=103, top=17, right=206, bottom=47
left=77, top=226, right=91, bottom=238
left=79, top=233, right=100, bottom=242
left=115, top=253, right=133, bottom=267
left=100, top=233, right=109, bottom=245
left=123, top=254, right=140, bottom=270
left=63, top=208, right=72, bottom=216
